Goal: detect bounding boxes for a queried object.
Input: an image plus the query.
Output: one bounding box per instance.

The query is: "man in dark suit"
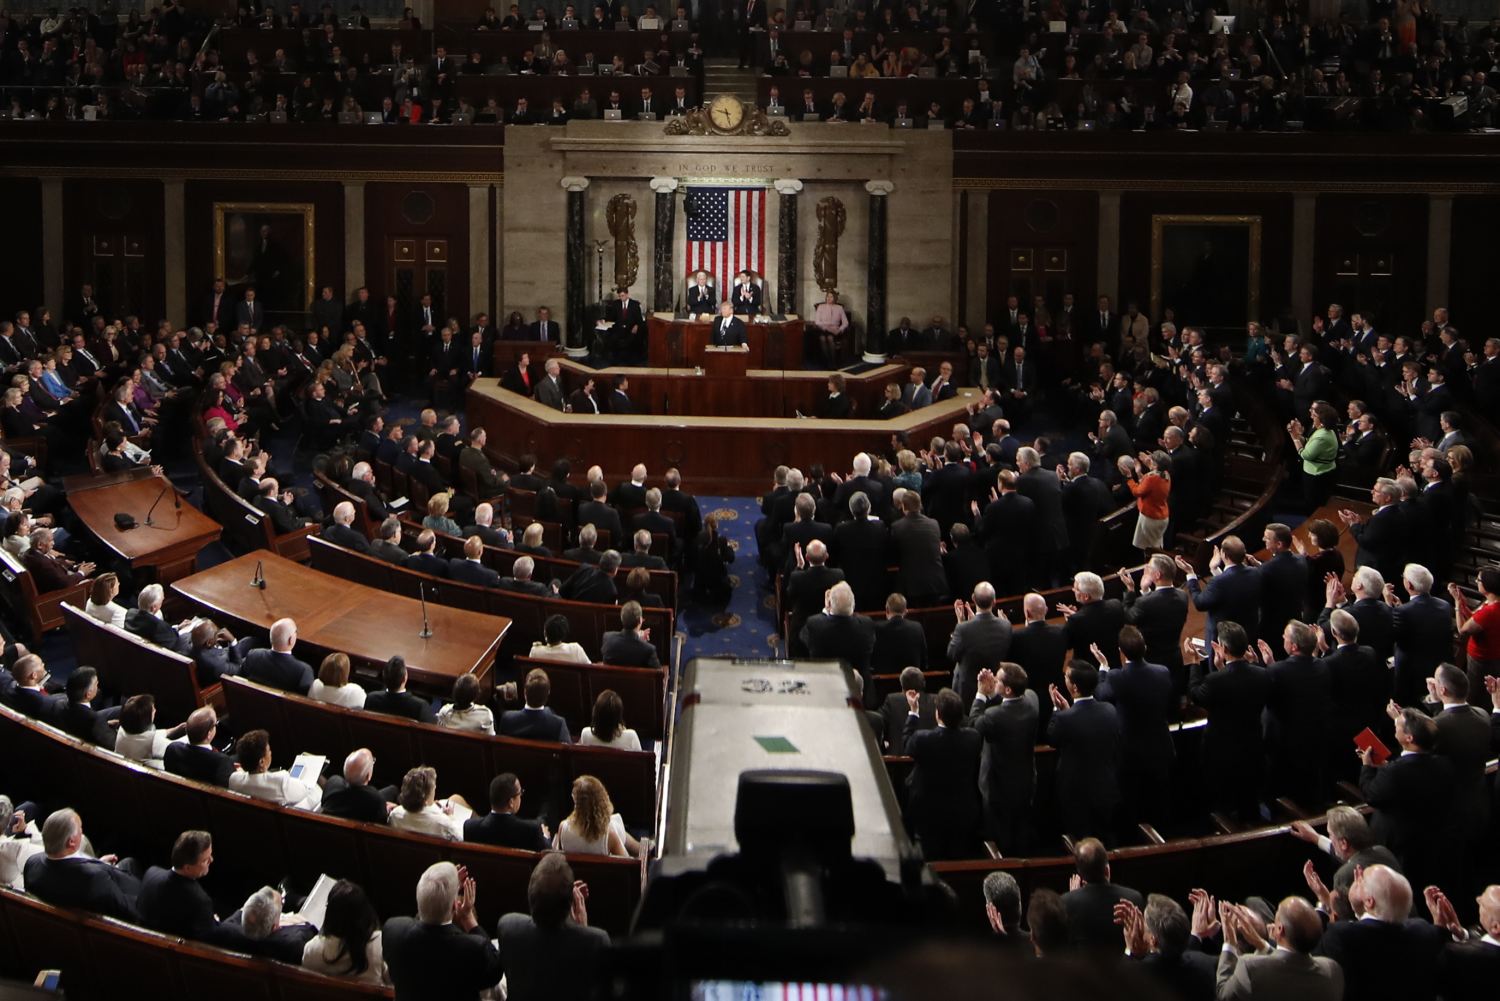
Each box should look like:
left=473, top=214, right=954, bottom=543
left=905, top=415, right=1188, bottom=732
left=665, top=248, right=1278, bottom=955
left=1316, top=864, right=1445, bottom=1001
left=463, top=773, right=550, bottom=851
left=235, top=286, right=265, bottom=330
left=1061, top=571, right=1127, bottom=668
left=800, top=582, right=877, bottom=706
left=946, top=582, right=1013, bottom=706
left=1261, top=621, right=1333, bottom=806
left=709, top=301, right=746, bottom=346
left=1007, top=593, right=1068, bottom=735
left=870, top=594, right=928, bottom=679
left=972, top=468, right=1035, bottom=604
left=1341, top=479, right=1405, bottom=587
left=1060, top=837, right=1144, bottom=951
left=577, top=480, right=624, bottom=546
left=560, top=550, right=621, bottom=604
left=1047, top=660, right=1121, bottom=841
left=785, top=540, right=844, bottom=654
left=968, top=662, right=1039, bottom=855
left=320, top=749, right=395, bottom=825
left=1122, top=556, right=1191, bottom=704
left=1318, top=567, right=1396, bottom=668
left=1426, top=664, right=1492, bottom=858
left=382, top=862, right=504, bottom=999
left=1389, top=564, right=1454, bottom=707
left=921, top=442, right=971, bottom=541
left=1000, top=346, right=1039, bottom=422
left=1255, top=523, right=1310, bottom=657
left=890, top=490, right=948, bottom=608
left=1097, top=626, right=1175, bottom=829
left=1322, top=610, right=1389, bottom=786
left=1015, top=449, right=1069, bottom=588
left=164, top=707, right=235, bottom=787
left=685, top=272, right=716, bottom=316
left=202, top=277, right=232, bottom=329
left=239, top=618, right=315, bottom=695
left=1060, top=455, right=1115, bottom=571
left=404, top=530, right=451, bottom=578
left=322, top=500, right=371, bottom=554
left=600, top=600, right=660, bottom=668
left=1360, top=709, right=1455, bottom=892
left=24, top=809, right=141, bottom=921
left=605, top=287, right=645, bottom=361
left=1178, top=537, right=1262, bottom=645
left=448, top=536, right=502, bottom=587
left=606, top=374, right=635, bottom=415
left=777, top=492, right=833, bottom=578
left=527, top=306, right=560, bottom=343
left=731, top=271, right=763, bottom=316
left=58, top=668, right=119, bottom=750
left=1188, top=621, right=1270, bottom=823
left=365, top=657, right=438, bottom=723
left=138, top=830, right=244, bottom=946
left=831, top=492, right=889, bottom=612
left=6, top=655, right=63, bottom=723
left=124, top=584, right=192, bottom=655
left=498, top=557, right=552, bottom=597
left=873, top=666, right=934, bottom=755
left=1430, top=884, right=1500, bottom=1001
left=498, top=668, right=572, bottom=742
left=254, top=478, right=311, bottom=535
left=903, top=688, right=981, bottom=861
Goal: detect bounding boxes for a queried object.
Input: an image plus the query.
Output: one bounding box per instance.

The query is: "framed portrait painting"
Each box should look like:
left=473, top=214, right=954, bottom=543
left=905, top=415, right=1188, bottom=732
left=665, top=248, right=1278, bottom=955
left=1150, top=214, right=1262, bottom=332
left=213, top=202, right=315, bottom=320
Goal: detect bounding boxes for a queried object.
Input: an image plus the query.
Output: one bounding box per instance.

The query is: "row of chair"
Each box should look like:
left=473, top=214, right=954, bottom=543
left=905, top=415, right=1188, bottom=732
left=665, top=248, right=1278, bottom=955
left=193, top=445, right=321, bottom=562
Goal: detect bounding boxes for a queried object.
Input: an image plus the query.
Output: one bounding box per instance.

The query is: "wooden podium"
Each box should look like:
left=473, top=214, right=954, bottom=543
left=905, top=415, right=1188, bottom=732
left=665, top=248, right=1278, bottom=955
left=647, top=313, right=804, bottom=370
left=701, top=345, right=749, bottom=378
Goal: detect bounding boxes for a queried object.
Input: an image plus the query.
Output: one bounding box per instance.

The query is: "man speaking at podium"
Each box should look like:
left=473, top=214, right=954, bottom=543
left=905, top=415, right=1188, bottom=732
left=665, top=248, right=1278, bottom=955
left=711, top=301, right=746, bottom=347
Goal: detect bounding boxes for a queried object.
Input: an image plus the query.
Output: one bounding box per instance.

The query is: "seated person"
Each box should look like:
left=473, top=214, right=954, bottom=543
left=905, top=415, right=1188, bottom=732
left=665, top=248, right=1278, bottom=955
left=138, top=830, right=244, bottom=948
left=365, top=656, right=437, bottom=723
left=497, top=552, right=553, bottom=594
left=422, top=492, right=462, bottom=537
left=527, top=613, right=591, bottom=663
left=815, top=373, right=852, bottom=419
left=811, top=290, right=849, bottom=366
left=402, top=529, right=449, bottom=577
left=389, top=766, right=469, bottom=842
left=578, top=689, right=641, bottom=751
left=23, top=809, right=141, bottom=921
left=124, top=583, right=192, bottom=655
left=498, top=668, right=571, bottom=742
left=164, top=707, right=235, bottom=787
left=113, top=694, right=187, bottom=769
left=58, top=667, right=121, bottom=750
left=553, top=775, right=639, bottom=857
left=619, top=565, right=664, bottom=608
left=225, top=885, right=317, bottom=964
left=308, top=652, right=367, bottom=709
left=496, top=853, right=611, bottom=1001
left=464, top=773, right=550, bottom=851
left=436, top=673, right=495, bottom=734
left=188, top=619, right=255, bottom=687
left=619, top=529, right=667, bottom=571
left=240, top=618, right=316, bottom=695
left=228, top=729, right=323, bottom=811
left=83, top=572, right=128, bottom=629
left=300, top=880, right=388, bottom=985
left=21, top=526, right=94, bottom=594
left=601, top=600, right=660, bottom=668
left=0, top=795, right=44, bottom=890
left=319, top=748, right=396, bottom=826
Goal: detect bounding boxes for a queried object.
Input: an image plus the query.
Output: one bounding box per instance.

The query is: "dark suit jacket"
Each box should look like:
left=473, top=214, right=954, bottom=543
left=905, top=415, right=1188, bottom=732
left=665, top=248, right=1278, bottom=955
left=21, top=549, right=83, bottom=593
left=1360, top=751, right=1454, bottom=873
left=1391, top=594, right=1455, bottom=702
left=382, top=916, right=504, bottom=1001
left=1016, top=468, right=1068, bottom=555
left=139, top=867, right=241, bottom=945
left=404, top=551, right=450, bottom=578
left=1065, top=599, right=1126, bottom=666
left=1189, top=659, right=1269, bottom=782
left=904, top=722, right=982, bottom=857
left=58, top=700, right=116, bottom=749
left=164, top=742, right=235, bottom=787
left=1009, top=620, right=1069, bottom=732
left=254, top=495, right=304, bottom=535
left=463, top=811, right=549, bottom=852
left=23, top=855, right=141, bottom=922
left=710, top=315, right=746, bottom=346
left=497, top=706, right=571, bottom=742
left=448, top=558, right=501, bottom=587
left=1433, top=703, right=1493, bottom=838
left=1188, top=564, right=1262, bottom=644
left=1124, top=586, right=1189, bottom=674
left=946, top=612, right=1012, bottom=706
left=1439, top=939, right=1500, bottom=1001
left=890, top=513, right=947, bottom=601
left=1350, top=504, right=1405, bottom=585
left=831, top=518, right=890, bottom=611
left=1258, top=552, right=1310, bottom=650
left=1062, top=881, right=1144, bottom=951
left=1047, top=697, right=1121, bottom=812
left=124, top=609, right=191, bottom=655
left=365, top=688, right=438, bottom=723
left=576, top=501, right=623, bottom=547
left=800, top=613, right=876, bottom=700
left=1097, top=660, right=1174, bottom=769
left=601, top=629, right=659, bottom=668
left=871, top=616, right=927, bottom=675
left=559, top=564, right=617, bottom=604
left=7, top=686, right=63, bottom=723
left=320, top=777, right=391, bottom=825
left=877, top=691, right=934, bottom=754
left=1263, top=653, right=1332, bottom=772
left=239, top=648, right=315, bottom=695
left=969, top=693, right=1038, bottom=815
left=1324, top=643, right=1389, bottom=747
left=1316, top=916, right=1445, bottom=1001
left=322, top=522, right=370, bottom=553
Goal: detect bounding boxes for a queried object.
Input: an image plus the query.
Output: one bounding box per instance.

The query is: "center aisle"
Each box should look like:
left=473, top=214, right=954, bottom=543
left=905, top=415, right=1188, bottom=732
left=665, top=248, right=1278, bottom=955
left=673, top=496, right=784, bottom=662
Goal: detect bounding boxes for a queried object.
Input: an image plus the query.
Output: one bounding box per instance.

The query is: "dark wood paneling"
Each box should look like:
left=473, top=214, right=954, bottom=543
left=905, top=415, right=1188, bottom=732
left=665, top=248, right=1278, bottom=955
left=1312, top=194, right=1428, bottom=337
left=183, top=179, right=343, bottom=332
left=1120, top=192, right=1293, bottom=332
left=62, top=179, right=165, bottom=326
left=363, top=182, right=472, bottom=326
left=0, top=179, right=43, bottom=322
left=985, top=189, right=1098, bottom=324
left=1447, top=196, right=1497, bottom=334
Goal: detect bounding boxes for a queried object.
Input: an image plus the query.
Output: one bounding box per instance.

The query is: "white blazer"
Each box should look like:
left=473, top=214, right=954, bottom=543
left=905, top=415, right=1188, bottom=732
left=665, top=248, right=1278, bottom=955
left=230, top=769, right=322, bottom=811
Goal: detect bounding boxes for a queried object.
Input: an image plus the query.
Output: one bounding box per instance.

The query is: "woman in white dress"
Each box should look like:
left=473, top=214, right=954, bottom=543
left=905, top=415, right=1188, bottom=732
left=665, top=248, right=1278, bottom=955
left=301, top=880, right=388, bottom=985
left=527, top=614, right=591, bottom=664
left=388, top=765, right=467, bottom=841
left=0, top=795, right=43, bottom=889
left=84, top=572, right=128, bottom=629
left=308, top=652, right=367, bottom=709
left=228, top=729, right=323, bottom=811
left=578, top=689, right=642, bottom=752
left=553, top=775, right=629, bottom=857
left=113, top=694, right=186, bottom=769
left=436, top=673, right=494, bottom=734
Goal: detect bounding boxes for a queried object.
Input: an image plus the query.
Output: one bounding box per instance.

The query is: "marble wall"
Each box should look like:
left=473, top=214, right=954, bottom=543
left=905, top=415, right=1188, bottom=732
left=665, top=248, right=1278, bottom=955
left=500, top=122, right=955, bottom=351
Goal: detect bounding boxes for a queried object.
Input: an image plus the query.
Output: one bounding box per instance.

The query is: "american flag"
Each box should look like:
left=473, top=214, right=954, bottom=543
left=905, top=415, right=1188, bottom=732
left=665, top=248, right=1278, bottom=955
left=684, top=187, right=766, bottom=303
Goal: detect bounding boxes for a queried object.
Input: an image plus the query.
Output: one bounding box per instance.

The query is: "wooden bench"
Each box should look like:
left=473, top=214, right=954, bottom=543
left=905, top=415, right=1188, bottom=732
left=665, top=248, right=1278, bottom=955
left=312, top=469, right=379, bottom=539
left=193, top=446, right=320, bottom=562
left=61, top=602, right=222, bottom=725
left=0, top=546, right=88, bottom=640
left=511, top=655, right=669, bottom=742
left=0, top=703, right=644, bottom=938
left=219, top=675, right=659, bottom=832
left=308, top=537, right=674, bottom=668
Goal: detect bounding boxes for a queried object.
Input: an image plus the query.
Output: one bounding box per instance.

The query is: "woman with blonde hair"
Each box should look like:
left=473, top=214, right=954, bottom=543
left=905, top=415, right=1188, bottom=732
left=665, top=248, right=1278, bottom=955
left=1123, top=450, right=1171, bottom=553
left=554, top=775, right=629, bottom=856
left=309, top=652, right=366, bottom=708
left=389, top=765, right=468, bottom=841
left=423, top=492, right=462, bottom=537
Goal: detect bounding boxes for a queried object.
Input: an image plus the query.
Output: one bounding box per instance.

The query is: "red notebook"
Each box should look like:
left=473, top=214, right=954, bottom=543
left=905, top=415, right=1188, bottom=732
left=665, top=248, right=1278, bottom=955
left=1354, top=727, right=1392, bottom=765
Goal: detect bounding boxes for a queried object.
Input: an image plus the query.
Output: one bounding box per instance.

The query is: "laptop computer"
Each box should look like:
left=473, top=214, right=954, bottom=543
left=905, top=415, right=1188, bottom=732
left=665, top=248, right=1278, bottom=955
left=337, top=111, right=360, bottom=124
left=639, top=16, right=661, bottom=29
left=603, top=108, right=623, bottom=120
left=636, top=111, right=657, bottom=121
left=801, top=113, right=821, bottom=122
left=793, top=19, right=812, bottom=29
left=560, top=16, right=579, bottom=28
left=670, top=18, right=690, bottom=30
left=365, top=111, right=384, bottom=124
left=451, top=112, right=472, bottom=125
left=269, top=110, right=288, bottom=123
left=829, top=64, right=848, bottom=77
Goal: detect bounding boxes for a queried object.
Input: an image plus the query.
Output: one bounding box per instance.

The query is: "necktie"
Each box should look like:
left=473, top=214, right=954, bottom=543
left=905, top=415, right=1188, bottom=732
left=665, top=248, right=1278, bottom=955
left=473, top=348, right=479, bottom=369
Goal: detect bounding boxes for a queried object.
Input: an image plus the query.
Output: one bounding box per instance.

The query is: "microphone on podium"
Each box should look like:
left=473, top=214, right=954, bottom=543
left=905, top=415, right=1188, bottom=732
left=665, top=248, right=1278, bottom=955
left=250, top=559, right=266, bottom=589
left=143, top=478, right=173, bottom=526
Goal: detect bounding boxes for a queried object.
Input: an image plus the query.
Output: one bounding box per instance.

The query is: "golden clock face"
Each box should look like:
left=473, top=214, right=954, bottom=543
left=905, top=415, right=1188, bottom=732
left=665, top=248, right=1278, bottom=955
left=708, top=95, right=744, bottom=131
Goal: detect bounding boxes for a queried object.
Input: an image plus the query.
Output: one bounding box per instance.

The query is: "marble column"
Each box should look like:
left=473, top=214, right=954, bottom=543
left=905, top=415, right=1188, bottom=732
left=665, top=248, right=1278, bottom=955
left=163, top=180, right=186, bottom=325
left=1096, top=191, right=1121, bottom=304
left=1426, top=194, right=1453, bottom=316
left=560, top=176, right=590, bottom=354
left=864, top=180, right=894, bottom=360
left=343, top=180, right=366, bottom=298
left=469, top=184, right=491, bottom=320
left=649, top=176, right=678, bottom=312
left=963, top=190, right=989, bottom=328
left=774, top=178, right=803, bottom=316
left=41, top=179, right=64, bottom=317
left=1291, top=193, right=1317, bottom=334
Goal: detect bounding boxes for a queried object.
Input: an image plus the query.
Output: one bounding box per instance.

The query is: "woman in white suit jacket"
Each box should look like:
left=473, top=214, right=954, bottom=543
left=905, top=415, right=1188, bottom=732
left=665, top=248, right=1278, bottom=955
left=228, top=729, right=323, bottom=811
left=84, top=572, right=128, bottom=629
left=387, top=766, right=466, bottom=841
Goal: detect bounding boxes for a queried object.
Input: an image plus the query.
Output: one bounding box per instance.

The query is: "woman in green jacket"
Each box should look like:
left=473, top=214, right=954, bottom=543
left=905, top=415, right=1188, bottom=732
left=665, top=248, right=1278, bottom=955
left=1288, top=401, right=1340, bottom=511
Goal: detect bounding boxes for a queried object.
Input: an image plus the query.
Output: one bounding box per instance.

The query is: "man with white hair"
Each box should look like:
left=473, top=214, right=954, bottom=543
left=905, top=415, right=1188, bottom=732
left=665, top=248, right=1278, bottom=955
left=1315, top=865, right=1444, bottom=1001
left=20, top=526, right=93, bottom=592
left=23, top=808, right=141, bottom=921
left=947, top=581, right=1013, bottom=705
left=800, top=581, right=877, bottom=706
left=320, top=748, right=395, bottom=824
left=535, top=358, right=565, bottom=410
left=1339, top=478, right=1405, bottom=585
left=1059, top=451, right=1114, bottom=571
left=342, top=459, right=394, bottom=521
left=124, top=582, right=192, bottom=654
left=611, top=463, right=649, bottom=510
left=322, top=500, right=370, bottom=553
left=240, top=618, right=315, bottom=694
left=832, top=451, right=884, bottom=519
left=1318, top=564, right=1395, bottom=666
left=499, top=555, right=552, bottom=596
left=227, top=885, right=316, bottom=963
left=1014, top=446, right=1069, bottom=587
left=1059, top=571, right=1126, bottom=666
left=462, top=501, right=510, bottom=548
left=383, top=861, right=502, bottom=999
left=1387, top=562, right=1454, bottom=707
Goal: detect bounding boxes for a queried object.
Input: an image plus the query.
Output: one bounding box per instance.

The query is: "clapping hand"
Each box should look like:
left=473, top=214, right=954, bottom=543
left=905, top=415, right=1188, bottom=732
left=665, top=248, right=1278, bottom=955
left=1188, top=889, right=1219, bottom=940
left=793, top=542, right=805, bottom=569
left=1056, top=602, right=1077, bottom=617
left=1338, top=508, right=1362, bottom=526
left=1423, top=886, right=1463, bottom=939
left=1089, top=641, right=1110, bottom=669
left=1048, top=683, right=1070, bottom=712
left=1382, top=582, right=1401, bottom=607
left=1292, top=535, right=1307, bottom=556
left=1114, top=899, right=1150, bottom=954
left=453, top=865, right=478, bottom=930
left=1255, top=639, right=1274, bottom=665
left=1303, top=860, right=1332, bottom=910
left=1324, top=573, right=1346, bottom=608
left=1484, top=675, right=1500, bottom=710
left=954, top=599, right=974, bottom=623
left=1118, top=568, right=1137, bottom=592
left=1174, top=554, right=1196, bottom=576
left=905, top=689, right=922, bottom=713
left=976, top=668, right=999, bottom=700
left=985, top=898, right=1007, bottom=936
left=571, top=880, right=591, bottom=927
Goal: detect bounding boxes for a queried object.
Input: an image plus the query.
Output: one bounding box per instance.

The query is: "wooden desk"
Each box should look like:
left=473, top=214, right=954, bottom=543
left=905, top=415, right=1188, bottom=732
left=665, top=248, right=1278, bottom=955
left=69, top=474, right=223, bottom=585
left=648, top=313, right=804, bottom=370
left=172, top=553, right=507, bottom=693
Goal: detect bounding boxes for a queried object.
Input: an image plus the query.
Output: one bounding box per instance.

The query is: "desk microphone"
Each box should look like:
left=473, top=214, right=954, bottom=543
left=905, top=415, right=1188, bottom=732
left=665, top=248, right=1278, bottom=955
left=250, top=559, right=266, bottom=589
left=418, top=581, right=433, bottom=639
left=144, top=479, right=173, bottom=526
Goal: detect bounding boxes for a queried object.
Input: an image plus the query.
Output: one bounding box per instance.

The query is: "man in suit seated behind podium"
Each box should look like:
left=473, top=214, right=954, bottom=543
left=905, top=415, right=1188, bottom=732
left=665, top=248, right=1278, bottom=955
left=24, top=809, right=142, bottom=922
left=240, top=617, right=315, bottom=695
left=601, top=600, right=661, bottom=668
left=711, top=300, right=746, bottom=346
left=164, top=707, right=235, bottom=786
left=498, top=668, right=572, bottom=742
left=125, top=583, right=192, bottom=655
left=464, top=773, right=550, bottom=850
left=685, top=271, right=716, bottom=316
left=731, top=271, right=762, bottom=317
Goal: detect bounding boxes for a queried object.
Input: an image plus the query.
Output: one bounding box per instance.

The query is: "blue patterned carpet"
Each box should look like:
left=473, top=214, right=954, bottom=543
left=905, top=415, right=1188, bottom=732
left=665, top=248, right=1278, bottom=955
left=674, top=496, right=782, bottom=662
